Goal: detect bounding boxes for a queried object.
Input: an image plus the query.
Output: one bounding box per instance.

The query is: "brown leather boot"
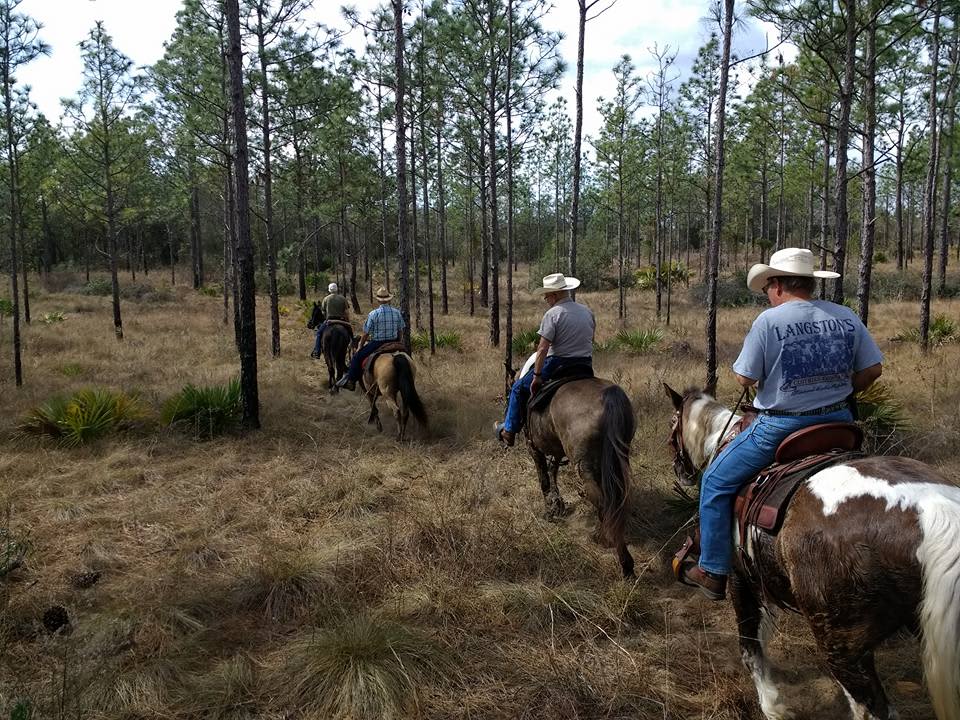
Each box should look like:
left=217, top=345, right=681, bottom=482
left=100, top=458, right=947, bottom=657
left=680, top=563, right=726, bottom=601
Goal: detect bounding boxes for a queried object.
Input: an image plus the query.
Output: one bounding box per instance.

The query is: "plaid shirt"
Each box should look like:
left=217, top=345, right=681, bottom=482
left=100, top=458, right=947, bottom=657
left=363, top=304, right=404, bottom=341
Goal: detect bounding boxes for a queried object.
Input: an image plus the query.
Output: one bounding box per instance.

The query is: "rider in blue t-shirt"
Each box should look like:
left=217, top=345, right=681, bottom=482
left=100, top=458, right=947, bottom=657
left=680, top=248, right=883, bottom=601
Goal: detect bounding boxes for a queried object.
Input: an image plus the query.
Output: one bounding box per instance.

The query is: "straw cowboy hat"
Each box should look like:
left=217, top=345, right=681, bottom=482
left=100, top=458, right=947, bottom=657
left=539, top=272, right=581, bottom=294
left=746, top=248, right=840, bottom=293
left=374, top=286, right=393, bottom=302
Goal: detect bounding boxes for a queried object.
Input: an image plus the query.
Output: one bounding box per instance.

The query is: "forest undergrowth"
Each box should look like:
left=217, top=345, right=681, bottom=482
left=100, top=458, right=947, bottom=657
left=1, top=268, right=958, bottom=719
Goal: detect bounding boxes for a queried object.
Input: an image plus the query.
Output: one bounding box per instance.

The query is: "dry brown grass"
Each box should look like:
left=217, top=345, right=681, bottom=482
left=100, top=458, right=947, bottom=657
left=1, top=269, right=958, bottom=719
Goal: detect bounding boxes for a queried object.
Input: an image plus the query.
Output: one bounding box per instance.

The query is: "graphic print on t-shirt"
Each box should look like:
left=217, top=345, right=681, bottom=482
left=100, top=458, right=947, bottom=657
left=779, top=331, right=854, bottom=394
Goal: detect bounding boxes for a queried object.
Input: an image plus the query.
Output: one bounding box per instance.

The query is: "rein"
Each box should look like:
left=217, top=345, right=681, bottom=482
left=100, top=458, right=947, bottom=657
left=705, top=386, right=749, bottom=469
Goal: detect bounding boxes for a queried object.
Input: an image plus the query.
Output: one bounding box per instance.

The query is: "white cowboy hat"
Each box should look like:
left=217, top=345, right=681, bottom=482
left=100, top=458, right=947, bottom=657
left=539, top=272, right=581, bottom=294
left=746, top=248, right=840, bottom=293
left=328, top=282, right=339, bottom=293
left=374, top=286, right=393, bottom=302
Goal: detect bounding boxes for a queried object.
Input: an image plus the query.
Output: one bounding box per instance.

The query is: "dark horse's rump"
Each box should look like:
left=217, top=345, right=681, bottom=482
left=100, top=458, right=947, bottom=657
left=526, top=378, right=635, bottom=577
left=322, top=323, right=351, bottom=389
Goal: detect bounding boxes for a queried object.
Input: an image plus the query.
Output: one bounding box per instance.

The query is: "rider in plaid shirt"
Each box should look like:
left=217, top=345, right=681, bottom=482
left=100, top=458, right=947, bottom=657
left=336, top=286, right=405, bottom=391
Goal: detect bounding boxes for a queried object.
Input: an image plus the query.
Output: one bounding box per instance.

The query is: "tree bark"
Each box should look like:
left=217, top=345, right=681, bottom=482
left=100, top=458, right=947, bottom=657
left=831, top=0, right=857, bottom=304
left=393, top=0, right=412, bottom=349
left=705, top=0, right=734, bottom=389
left=857, top=4, right=877, bottom=325
left=921, top=2, right=943, bottom=352
left=226, top=0, right=260, bottom=428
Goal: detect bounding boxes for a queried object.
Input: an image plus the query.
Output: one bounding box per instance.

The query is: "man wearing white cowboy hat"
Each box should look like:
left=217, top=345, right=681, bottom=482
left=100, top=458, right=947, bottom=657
left=311, top=282, right=351, bottom=359
left=679, top=247, right=884, bottom=601
left=495, top=272, right=595, bottom=446
left=336, top=286, right=404, bottom=391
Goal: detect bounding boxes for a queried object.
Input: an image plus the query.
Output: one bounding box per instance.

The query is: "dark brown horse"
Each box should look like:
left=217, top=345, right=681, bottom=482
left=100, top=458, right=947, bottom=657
left=665, top=385, right=960, bottom=720
left=526, top=378, right=635, bottom=578
left=363, top=351, right=427, bottom=441
left=307, top=303, right=352, bottom=390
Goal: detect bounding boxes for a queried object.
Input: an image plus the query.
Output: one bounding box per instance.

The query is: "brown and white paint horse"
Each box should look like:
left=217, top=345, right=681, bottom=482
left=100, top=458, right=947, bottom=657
left=665, top=385, right=960, bottom=720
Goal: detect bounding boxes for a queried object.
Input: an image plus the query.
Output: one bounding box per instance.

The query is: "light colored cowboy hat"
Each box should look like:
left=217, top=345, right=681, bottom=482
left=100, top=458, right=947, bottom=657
left=539, top=272, right=581, bottom=294
left=374, top=286, right=393, bottom=302
left=328, top=282, right=339, bottom=293
left=746, top=248, right=840, bottom=293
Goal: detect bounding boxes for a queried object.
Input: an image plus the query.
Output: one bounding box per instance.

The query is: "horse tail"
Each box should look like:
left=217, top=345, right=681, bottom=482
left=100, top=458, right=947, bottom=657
left=917, top=492, right=960, bottom=719
left=393, top=354, right=428, bottom=427
left=598, top=384, right=634, bottom=546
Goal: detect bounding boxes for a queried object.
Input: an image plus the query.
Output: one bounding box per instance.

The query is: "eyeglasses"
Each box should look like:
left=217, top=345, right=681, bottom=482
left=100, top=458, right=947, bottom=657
left=761, top=278, right=778, bottom=294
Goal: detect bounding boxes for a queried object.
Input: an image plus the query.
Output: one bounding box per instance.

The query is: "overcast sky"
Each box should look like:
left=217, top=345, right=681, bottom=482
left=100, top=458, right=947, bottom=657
left=18, top=0, right=781, bottom=139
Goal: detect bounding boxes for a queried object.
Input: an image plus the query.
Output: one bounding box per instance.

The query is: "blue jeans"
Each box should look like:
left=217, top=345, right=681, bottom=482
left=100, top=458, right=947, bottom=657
left=346, top=339, right=388, bottom=382
left=503, top=355, right=591, bottom=433
left=698, top=407, right=854, bottom=575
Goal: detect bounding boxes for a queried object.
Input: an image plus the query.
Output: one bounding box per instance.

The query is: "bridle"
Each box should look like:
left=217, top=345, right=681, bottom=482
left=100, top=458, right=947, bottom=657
left=668, top=403, right=699, bottom=486
left=668, top=387, right=748, bottom=487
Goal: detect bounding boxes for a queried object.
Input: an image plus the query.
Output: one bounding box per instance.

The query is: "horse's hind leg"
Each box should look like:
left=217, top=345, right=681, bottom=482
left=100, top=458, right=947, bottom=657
left=529, top=445, right=565, bottom=519
left=731, top=572, right=790, bottom=720
left=367, top=387, right=383, bottom=432
left=811, top=621, right=895, bottom=720
left=394, top=393, right=405, bottom=441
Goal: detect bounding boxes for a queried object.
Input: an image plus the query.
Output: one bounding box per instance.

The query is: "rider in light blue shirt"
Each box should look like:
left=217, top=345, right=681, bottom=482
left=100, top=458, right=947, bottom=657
left=679, top=248, right=883, bottom=601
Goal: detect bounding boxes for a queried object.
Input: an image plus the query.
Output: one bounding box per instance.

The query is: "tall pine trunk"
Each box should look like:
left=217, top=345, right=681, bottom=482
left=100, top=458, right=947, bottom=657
left=705, top=0, right=733, bottom=388
left=857, top=5, right=877, bottom=325
left=831, top=0, right=857, bottom=304
left=393, top=0, right=412, bottom=349
left=226, top=0, right=260, bottom=428
left=921, top=2, right=943, bottom=353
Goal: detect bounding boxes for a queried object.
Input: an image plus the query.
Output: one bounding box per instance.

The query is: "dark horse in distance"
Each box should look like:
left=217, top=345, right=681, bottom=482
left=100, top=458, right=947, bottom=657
left=525, top=376, right=635, bottom=578
left=665, top=384, right=960, bottom=720
left=307, top=302, right=352, bottom=390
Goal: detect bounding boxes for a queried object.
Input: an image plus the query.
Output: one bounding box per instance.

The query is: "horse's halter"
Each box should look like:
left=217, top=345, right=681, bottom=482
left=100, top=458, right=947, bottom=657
left=668, top=403, right=700, bottom=487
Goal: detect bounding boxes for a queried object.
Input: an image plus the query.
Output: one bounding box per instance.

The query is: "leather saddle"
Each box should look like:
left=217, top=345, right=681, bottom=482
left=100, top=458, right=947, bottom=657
left=361, top=341, right=407, bottom=386
left=527, top=363, right=594, bottom=416
left=734, top=422, right=865, bottom=540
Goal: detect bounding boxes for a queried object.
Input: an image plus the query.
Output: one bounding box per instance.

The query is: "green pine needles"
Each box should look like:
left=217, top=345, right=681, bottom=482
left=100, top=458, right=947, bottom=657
left=161, top=379, right=242, bottom=439
left=18, top=389, right=146, bottom=447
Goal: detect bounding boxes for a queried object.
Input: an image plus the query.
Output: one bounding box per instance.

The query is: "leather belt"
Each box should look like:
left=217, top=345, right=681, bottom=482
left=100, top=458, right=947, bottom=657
left=759, top=401, right=849, bottom=417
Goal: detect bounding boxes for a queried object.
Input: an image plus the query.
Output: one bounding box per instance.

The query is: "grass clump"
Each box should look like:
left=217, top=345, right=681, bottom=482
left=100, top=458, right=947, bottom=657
left=613, top=327, right=664, bottom=354
left=512, top=327, right=540, bottom=354
left=1, top=526, right=28, bottom=578
left=18, top=389, right=146, bottom=447
left=0, top=297, right=15, bottom=321
left=268, top=614, right=448, bottom=720
left=634, top=261, right=691, bottom=290
left=892, top=314, right=959, bottom=345
left=856, top=382, right=910, bottom=454
left=231, top=551, right=334, bottom=622
left=198, top=284, right=222, bottom=298
left=81, top=278, right=113, bottom=296
left=411, top=330, right=463, bottom=352
left=161, top=379, right=242, bottom=439
left=40, top=311, right=66, bottom=324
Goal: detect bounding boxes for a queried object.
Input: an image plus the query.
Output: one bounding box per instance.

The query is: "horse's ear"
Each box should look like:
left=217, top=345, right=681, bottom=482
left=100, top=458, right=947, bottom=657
left=663, top=383, right=684, bottom=410
left=704, top=377, right=718, bottom=398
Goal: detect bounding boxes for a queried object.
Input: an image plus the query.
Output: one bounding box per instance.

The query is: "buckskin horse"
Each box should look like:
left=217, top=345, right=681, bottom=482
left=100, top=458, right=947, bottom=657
left=361, top=346, right=427, bottom=441
left=525, top=374, right=635, bottom=578
left=664, top=384, right=960, bottom=720
left=306, top=302, right=352, bottom=390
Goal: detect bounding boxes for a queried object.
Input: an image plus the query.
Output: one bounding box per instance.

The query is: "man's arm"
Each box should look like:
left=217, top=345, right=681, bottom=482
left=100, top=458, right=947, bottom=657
left=852, top=363, right=882, bottom=392
left=533, top=337, right=551, bottom=377
left=735, top=373, right=757, bottom=389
